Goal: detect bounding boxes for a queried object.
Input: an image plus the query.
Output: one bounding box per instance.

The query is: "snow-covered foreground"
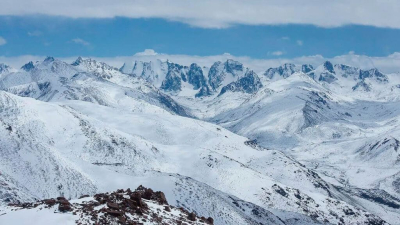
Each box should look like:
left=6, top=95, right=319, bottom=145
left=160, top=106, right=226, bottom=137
left=1, top=57, right=400, bottom=224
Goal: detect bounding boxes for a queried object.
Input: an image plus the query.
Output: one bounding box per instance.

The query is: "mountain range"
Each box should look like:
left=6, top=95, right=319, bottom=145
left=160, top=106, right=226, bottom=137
left=1, top=56, right=400, bottom=224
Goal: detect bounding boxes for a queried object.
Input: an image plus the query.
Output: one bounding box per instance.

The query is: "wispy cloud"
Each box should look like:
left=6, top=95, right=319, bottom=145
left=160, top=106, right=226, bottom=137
left=281, top=37, right=290, bottom=40
left=70, top=38, right=90, bottom=46
left=0, top=36, right=6, bottom=46
left=28, top=31, right=42, bottom=37
left=271, top=51, right=285, bottom=56
left=1, top=0, right=400, bottom=29
left=296, top=40, right=303, bottom=46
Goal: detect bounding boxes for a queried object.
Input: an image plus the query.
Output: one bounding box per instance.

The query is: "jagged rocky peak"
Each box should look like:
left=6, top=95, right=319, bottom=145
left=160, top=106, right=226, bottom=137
left=120, top=59, right=165, bottom=76
left=160, top=61, right=186, bottom=92
left=21, top=61, right=35, bottom=72
left=335, top=63, right=357, bottom=71
left=71, top=57, right=118, bottom=73
left=208, top=59, right=244, bottom=90
left=219, top=69, right=263, bottom=96
left=334, top=64, right=359, bottom=78
left=316, top=61, right=338, bottom=83
left=44, top=56, right=55, bottom=63
left=187, top=63, right=207, bottom=90
left=359, top=68, right=388, bottom=82
left=301, top=64, right=314, bottom=73
left=224, top=59, right=244, bottom=75
left=322, top=61, right=335, bottom=74
left=264, top=63, right=299, bottom=80
left=124, top=59, right=168, bottom=85
left=71, top=56, right=84, bottom=66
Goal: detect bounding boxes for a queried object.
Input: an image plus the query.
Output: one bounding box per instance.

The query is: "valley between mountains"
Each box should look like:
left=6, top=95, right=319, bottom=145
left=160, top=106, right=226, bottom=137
left=1, top=56, right=400, bottom=224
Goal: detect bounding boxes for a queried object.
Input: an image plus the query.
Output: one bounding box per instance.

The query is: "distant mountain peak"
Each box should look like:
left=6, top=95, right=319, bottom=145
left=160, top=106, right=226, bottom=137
left=264, top=63, right=298, bottom=80
left=71, top=56, right=84, bottom=66
left=323, top=61, right=335, bottom=74
left=224, top=59, right=243, bottom=74
left=0, top=63, right=11, bottom=74
left=301, top=64, right=314, bottom=73
left=44, top=56, right=55, bottom=63
left=219, top=69, right=262, bottom=96
left=21, top=61, right=35, bottom=71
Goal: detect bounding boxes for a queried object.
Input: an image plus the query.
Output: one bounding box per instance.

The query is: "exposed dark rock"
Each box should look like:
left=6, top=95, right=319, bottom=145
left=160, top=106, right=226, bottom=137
left=323, top=61, right=335, bottom=74
left=43, top=199, right=56, bottom=206
left=188, top=212, right=196, bottom=221
left=302, top=64, right=314, bottom=73
left=21, top=61, right=35, bottom=72
left=79, top=195, right=90, bottom=199
left=187, top=63, right=207, bottom=90
left=107, top=202, right=119, bottom=210
left=219, top=70, right=262, bottom=96
left=264, top=63, right=298, bottom=79
left=161, top=62, right=185, bottom=92
left=105, top=209, right=124, bottom=217
left=208, top=60, right=243, bottom=90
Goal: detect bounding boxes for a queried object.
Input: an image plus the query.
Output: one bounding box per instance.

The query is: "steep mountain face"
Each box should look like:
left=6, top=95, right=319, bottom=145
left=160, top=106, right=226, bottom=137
left=120, top=59, right=168, bottom=87
left=120, top=60, right=212, bottom=97
left=301, top=64, right=314, bottom=73
left=21, top=61, right=35, bottom=72
left=208, top=59, right=244, bottom=91
left=71, top=57, right=120, bottom=79
left=264, top=63, right=298, bottom=80
left=219, top=70, right=263, bottom=96
left=160, top=62, right=186, bottom=92
left=264, top=63, right=315, bottom=80
left=317, top=61, right=338, bottom=83
left=120, top=59, right=252, bottom=98
left=187, top=63, right=207, bottom=90
left=304, top=61, right=390, bottom=91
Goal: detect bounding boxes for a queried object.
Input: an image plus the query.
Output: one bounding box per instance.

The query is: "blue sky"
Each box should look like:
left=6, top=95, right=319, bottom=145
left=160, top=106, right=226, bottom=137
left=0, top=15, right=400, bottom=59
left=2, top=0, right=400, bottom=73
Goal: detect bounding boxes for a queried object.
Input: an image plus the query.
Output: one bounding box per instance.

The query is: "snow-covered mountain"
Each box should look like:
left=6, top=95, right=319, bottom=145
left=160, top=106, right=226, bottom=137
left=119, top=59, right=262, bottom=98
left=1, top=56, right=400, bottom=224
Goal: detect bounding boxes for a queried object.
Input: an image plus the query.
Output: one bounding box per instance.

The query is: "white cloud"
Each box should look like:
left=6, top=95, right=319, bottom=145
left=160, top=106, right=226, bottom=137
left=2, top=51, right=400, bottom=75
left=0, top=36, right=6, bottom=46
left=134, top=49, right=158, bottom=56
left=70, top=38, right=90, bottom=46
left=1, top=0, right=400, bottom=29
left=271, top=51, right=284, bottom=56
left=281, top=37, right=290, bottom=40
left=296, top=40, right=303, bottom=46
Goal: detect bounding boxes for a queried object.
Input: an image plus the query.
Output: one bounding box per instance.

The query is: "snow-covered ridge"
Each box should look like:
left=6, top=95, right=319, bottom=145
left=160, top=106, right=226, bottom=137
left=119, top=58, right=263, bottom=98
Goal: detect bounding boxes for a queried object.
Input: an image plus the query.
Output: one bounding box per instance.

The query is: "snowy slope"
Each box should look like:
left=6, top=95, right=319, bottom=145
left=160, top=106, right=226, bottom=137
left=0, top=89, right=389, bottom=224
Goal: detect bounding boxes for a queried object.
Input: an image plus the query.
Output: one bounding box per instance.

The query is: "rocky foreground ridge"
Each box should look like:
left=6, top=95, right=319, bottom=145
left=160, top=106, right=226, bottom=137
left=2, top=186, right=214, bottom=225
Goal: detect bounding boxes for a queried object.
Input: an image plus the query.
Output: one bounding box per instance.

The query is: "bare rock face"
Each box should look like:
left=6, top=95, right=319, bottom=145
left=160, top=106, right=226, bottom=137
left=5, top=186, right=214, bottom=225
left=188, top=212, right=197, bottom=221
